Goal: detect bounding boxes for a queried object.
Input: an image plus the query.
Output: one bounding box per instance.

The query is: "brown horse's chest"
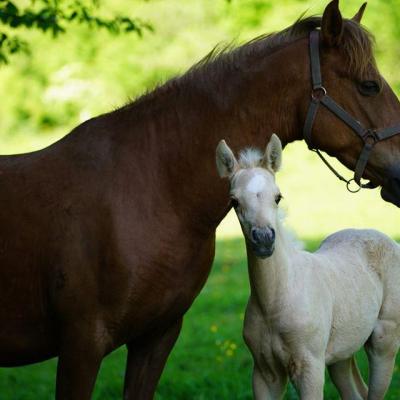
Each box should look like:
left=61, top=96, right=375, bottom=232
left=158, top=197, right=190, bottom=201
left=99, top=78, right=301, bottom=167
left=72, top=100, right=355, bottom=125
left=96, top=228, right=216, bottom=346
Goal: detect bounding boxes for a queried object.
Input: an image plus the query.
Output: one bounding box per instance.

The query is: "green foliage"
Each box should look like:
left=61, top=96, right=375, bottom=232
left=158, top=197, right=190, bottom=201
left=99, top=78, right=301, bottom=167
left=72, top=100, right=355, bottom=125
left=0, top=0, right=397, bottom=237
left=0, top=0, right=152, bottom=64
left=0, top=0, right=399, bottom=146
left=0, top=238, right=399, bottom=398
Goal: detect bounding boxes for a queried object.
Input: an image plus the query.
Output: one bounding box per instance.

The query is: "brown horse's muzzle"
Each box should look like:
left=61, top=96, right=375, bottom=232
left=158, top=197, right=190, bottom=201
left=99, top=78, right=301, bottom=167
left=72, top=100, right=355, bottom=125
left=381, top=166, right=400, bottom=208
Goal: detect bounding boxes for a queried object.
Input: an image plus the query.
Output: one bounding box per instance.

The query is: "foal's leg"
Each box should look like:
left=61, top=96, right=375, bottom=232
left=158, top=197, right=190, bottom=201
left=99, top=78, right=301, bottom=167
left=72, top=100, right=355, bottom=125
left=365, top=352, right=396, bottom=400
left=365, top=320, right=399, bottom=400
left=291, top=357, right=325, bottom=400
left=123, top=318, right=182, bottom=400
left=328, top=357, right=367, bottom=400
left=56, top=322, right=105, bottom=400
left=252, top=365, right=287, bottom=400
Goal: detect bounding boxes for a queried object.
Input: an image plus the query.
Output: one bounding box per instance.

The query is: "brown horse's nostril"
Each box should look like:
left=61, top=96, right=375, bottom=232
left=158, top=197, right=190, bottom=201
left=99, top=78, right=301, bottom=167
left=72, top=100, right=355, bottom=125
left=381, top=172, right=400, bottom=208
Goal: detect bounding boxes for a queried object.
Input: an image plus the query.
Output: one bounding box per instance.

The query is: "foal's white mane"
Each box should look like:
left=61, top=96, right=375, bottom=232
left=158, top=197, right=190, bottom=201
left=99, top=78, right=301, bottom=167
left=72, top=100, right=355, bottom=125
left=238, top=148, right=263, bottom=169
left=276, top=212, right=304, bottom=253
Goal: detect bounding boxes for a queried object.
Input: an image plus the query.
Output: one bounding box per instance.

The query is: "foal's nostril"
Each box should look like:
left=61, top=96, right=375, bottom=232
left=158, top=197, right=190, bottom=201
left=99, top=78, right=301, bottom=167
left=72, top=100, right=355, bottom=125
left=251, top=227, right=260, bottom=243
left=251, top=227, right=275, bottom=244
left=269, top=228, right=275, bottom=242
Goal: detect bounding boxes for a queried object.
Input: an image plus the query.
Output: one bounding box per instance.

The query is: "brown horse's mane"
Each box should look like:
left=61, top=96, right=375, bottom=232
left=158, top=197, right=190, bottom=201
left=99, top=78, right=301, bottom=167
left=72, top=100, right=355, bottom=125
left=194, top=15, right=375, bottom=77
left=121, top=15, right=376, bottom=117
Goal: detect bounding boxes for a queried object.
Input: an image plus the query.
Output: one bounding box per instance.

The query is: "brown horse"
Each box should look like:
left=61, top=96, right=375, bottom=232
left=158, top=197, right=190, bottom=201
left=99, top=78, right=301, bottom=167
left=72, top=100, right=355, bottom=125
left=1, top=1, right=399, bottom=398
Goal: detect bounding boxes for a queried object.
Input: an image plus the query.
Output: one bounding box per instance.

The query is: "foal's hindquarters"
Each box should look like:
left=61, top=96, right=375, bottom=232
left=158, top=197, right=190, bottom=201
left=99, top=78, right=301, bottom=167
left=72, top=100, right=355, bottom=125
left=244, top=229, right=400, bottom=400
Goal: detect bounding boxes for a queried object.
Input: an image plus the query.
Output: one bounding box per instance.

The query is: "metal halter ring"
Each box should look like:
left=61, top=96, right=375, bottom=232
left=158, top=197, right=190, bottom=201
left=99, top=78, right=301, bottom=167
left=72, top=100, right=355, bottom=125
left=362, top=129, right=378, bottom=145
left=346, top=178, right=362, bottom=193
left=311, top=86, right=327, bottom=101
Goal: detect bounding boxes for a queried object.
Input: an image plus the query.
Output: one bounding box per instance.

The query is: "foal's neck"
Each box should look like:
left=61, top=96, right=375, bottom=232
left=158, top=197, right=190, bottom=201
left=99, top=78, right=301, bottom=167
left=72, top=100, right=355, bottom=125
left=246, top=220, right=296, bottom=313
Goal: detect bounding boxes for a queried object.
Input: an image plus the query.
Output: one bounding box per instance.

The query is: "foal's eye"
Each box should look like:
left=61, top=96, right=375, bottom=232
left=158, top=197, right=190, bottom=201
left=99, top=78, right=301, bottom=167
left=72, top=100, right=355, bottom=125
left=358, top=80, right=381, bottom=97
left=275, top=194, right=283, bottom=205
left=230, top=198, right=239, bottom=209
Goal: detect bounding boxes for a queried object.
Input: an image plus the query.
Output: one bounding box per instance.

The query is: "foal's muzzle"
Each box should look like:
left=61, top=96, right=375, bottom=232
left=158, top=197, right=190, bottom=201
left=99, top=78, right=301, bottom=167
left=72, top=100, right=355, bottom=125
left=250, top=227, right=275, bottom=259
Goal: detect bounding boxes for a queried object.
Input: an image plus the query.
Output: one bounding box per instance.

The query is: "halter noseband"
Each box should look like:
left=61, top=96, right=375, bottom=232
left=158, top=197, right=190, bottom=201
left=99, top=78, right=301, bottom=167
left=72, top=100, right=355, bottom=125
left=303, top=30, right=400, bottom=193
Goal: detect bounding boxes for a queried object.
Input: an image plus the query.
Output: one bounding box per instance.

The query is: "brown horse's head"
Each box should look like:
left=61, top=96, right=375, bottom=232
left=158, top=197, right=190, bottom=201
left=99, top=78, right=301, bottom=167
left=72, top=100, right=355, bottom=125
left=303, top=0, right=400, bottom=207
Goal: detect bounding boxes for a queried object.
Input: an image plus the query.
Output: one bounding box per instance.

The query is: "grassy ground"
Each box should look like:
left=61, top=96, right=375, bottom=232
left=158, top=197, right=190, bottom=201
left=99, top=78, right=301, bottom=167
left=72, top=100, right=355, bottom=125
left=0, top=141, right=397, bottom=399
left=1, top=237, right=399, bottom=399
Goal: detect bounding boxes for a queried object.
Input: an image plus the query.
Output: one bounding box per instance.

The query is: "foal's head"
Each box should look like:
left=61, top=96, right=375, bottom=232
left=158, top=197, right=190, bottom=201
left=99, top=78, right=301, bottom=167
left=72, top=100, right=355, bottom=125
left=216, top=134, right=283, bottom=258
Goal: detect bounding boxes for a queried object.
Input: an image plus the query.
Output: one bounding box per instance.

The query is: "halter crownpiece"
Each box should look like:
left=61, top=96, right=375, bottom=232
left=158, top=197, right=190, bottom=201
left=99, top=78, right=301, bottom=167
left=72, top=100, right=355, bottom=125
left=303, top=29, right=400, bottom=193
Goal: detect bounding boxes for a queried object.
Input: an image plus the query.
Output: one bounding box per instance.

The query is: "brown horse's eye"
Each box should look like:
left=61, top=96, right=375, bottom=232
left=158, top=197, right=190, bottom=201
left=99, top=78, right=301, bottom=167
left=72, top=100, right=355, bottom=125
left=275, top=193, right=283, bottom=205
left=358, top=80, right=380, bottom=97
left=230, top=198, right=239, bottom=209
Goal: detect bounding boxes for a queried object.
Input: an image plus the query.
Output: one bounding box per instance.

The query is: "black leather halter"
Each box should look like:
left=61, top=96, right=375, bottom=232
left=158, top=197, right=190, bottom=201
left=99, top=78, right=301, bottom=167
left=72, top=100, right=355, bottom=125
left=303, top=30, right=400, bottom=193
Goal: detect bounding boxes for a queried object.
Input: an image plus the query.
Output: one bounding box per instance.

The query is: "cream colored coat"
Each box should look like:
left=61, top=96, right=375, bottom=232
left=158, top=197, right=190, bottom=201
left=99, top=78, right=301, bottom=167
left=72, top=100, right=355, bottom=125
left=216, top=134, right=400, bottom=400
left=244, top=227, right=400, bottom=400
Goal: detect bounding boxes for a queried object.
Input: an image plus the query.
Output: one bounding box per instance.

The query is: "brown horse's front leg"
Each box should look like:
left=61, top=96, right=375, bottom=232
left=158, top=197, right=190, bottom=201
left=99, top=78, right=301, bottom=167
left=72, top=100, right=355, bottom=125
left=55, top=322, right=105, bottom=400
left=123, top=318, right=182, bottom=400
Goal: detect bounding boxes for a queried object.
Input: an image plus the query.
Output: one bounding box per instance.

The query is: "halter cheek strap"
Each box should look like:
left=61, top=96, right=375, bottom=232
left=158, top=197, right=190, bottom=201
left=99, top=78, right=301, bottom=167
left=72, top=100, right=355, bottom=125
left=303, top=30, right=400, bottom=192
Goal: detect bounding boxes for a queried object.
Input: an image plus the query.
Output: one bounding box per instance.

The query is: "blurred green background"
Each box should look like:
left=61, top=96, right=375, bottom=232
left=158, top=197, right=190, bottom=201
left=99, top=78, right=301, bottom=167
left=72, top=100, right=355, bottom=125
left=0, top=0, right=399, bottom=398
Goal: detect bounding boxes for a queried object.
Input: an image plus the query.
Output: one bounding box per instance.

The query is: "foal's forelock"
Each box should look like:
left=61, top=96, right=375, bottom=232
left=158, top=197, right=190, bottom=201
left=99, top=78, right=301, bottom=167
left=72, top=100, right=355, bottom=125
left=238, top=148, right=264, bottom=169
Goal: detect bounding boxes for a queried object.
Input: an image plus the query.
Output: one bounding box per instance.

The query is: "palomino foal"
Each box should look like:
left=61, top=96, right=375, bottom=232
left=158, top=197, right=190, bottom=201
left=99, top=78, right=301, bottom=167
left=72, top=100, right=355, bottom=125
left=216, top=134, right=400, bottom=400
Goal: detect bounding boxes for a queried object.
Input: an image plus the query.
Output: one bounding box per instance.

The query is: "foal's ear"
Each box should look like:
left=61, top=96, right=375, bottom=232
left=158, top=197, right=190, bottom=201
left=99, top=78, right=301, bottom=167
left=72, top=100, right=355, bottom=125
left=321, top=0, right=343, bottom=47
left=216, top=140, right=239, bottom=178
left=262, top=134, right=282, bottom=173
left=352, top=2, right=367, bottom=24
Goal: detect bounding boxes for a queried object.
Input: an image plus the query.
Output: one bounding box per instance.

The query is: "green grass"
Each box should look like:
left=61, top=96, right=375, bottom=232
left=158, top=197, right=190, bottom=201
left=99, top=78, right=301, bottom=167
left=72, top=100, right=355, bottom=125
left=1, top=237, right=399, bottom=399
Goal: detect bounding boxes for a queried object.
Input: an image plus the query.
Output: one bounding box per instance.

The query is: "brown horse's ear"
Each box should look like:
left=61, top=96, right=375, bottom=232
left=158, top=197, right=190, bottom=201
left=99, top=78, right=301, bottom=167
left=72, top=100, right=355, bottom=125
left=352, top=2, right=367, bottom=24
left=216, top=140, right=239, bottom=178
left=262, top=134, right=282, bottom=173
left=321, top=0, right=343, bottom=47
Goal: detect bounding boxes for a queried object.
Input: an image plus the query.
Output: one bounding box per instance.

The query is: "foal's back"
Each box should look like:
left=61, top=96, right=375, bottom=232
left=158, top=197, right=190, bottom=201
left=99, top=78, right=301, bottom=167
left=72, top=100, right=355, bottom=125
left=311, top=228, right=400, bottom=363
left=314, top=228, right=400, bottom=311
left=317, top=228, right=400, bottom=277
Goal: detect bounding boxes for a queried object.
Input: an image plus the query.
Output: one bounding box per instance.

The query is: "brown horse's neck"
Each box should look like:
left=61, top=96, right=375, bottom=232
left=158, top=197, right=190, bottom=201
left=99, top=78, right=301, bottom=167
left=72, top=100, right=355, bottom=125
left=112, top=38, right=309, bottom=236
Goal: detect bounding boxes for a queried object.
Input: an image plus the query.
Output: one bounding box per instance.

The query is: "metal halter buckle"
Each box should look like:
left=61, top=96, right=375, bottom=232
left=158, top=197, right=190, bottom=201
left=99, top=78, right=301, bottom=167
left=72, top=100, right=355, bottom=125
left=311, top=86, right=327, bottom=101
